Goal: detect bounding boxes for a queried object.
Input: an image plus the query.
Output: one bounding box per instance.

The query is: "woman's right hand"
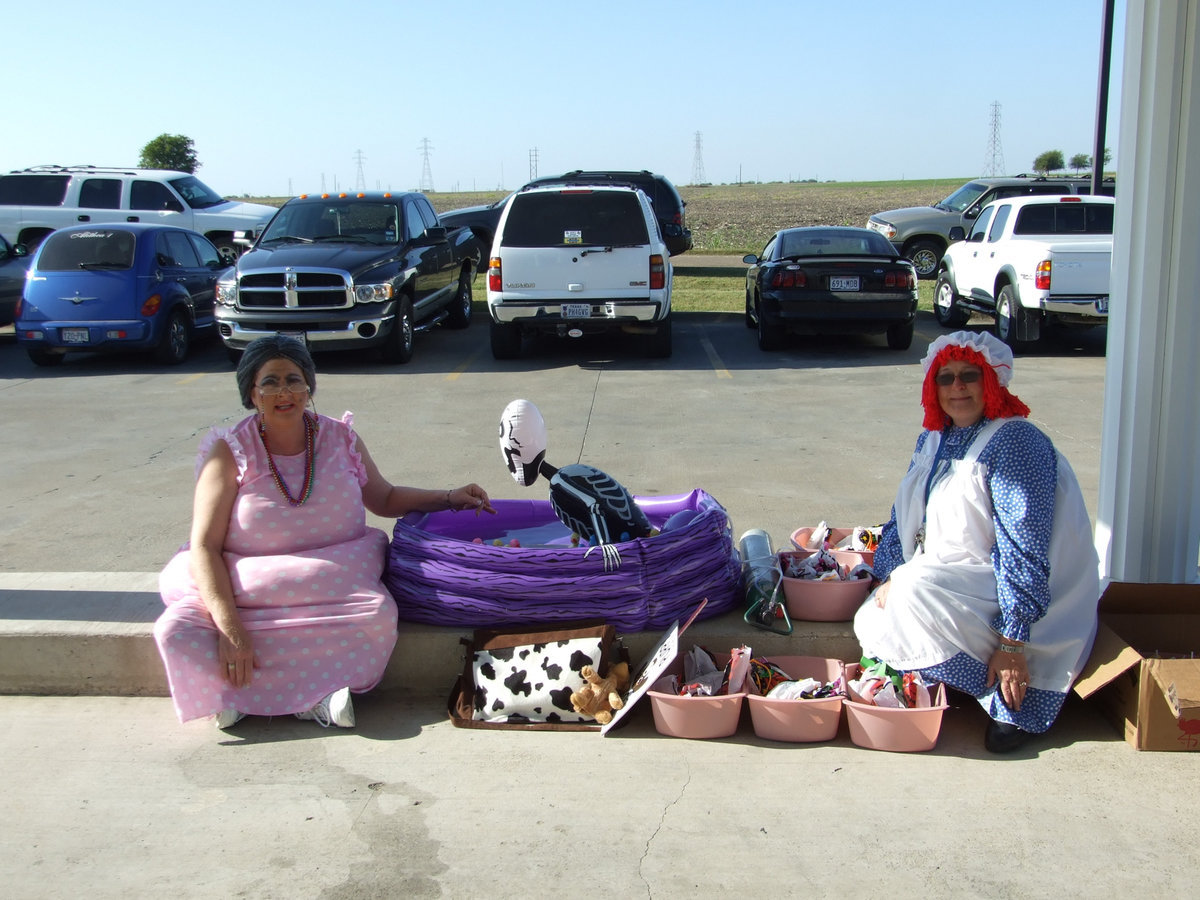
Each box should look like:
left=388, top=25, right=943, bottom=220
left=218, top=623, right=255, bottom=688
left=873, top=580, right=891, bottom=609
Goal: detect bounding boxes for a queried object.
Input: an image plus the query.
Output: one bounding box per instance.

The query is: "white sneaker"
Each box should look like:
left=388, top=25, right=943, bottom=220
left=295, top=687, right=355, bottom=728
left=213, top=708, right=245, bottom=730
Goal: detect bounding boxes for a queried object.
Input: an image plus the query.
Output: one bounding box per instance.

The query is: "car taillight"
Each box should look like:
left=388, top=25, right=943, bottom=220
left=649, top=254, right=665, bottom=290
left=1035, top=260, right=1051, bottom=290
left=884, top=270, right=916, bottom=288
left=141, top=294, right=162, bottom=317
left=488, top=257, right=502, bottom=292
left=770, top=268, right=807, bottom=289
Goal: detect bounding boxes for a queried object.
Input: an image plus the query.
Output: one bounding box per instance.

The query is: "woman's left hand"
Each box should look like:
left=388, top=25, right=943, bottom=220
left=986, top=646, right=1030, bottom=711
left=448, top=483, right=496, bottom=515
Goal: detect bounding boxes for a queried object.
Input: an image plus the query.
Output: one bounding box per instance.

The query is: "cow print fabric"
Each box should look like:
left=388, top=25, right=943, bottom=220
left=471, top=636, right=603, bottom=723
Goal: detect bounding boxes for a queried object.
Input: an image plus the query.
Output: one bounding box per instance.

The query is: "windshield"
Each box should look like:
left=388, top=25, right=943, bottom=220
left=501, top=191, right=648, bottom=247
left=168, top=176, right=227, bottom=210
left=260, top=201, right=401, bottom=245
left=38, top=229, right=136, bottom=270
left=779, top=229, right=896, bottom=258
left=937, top=181, right=988, bottom=213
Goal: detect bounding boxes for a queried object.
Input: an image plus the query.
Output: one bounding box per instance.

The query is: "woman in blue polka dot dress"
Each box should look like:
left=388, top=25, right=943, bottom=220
left=854, top=331, right=1101, bottom=753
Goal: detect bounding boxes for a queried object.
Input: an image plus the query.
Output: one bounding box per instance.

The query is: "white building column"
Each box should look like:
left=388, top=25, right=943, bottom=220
left=1097, top=0, right=1200, bottom=583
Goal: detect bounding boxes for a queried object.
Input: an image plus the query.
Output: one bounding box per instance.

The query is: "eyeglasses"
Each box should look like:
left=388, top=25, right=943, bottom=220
left=257, top=379, right=311, bottom=397
left=934, top=369, right=983, bottom=387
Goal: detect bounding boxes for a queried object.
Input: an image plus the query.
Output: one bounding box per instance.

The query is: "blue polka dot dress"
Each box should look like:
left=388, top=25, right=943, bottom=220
left=855, top=417, right=1101, bottom=734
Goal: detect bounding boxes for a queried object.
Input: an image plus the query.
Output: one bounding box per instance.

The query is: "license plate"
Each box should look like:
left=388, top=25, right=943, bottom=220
left=562, top=304, right=591, bottom=318
left=829, top=277, right=860, bottom=292
left=62, top=328, right=90, bottom=344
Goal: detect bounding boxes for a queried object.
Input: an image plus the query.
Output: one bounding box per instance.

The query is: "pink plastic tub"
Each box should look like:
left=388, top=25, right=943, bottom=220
left=778, top=550, right=872, bottom=622
left=746, top=656, right=846, bottom=743
left=844, top=682, right=949, bottom=752
left=647, top=689, right=746, bottom=739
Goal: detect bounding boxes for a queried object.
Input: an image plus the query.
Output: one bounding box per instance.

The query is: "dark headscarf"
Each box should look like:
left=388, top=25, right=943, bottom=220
left=235, top=335, right=317, bottom=409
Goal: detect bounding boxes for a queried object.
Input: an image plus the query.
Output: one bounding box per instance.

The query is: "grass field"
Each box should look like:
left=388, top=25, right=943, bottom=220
left=249, top=178, right=967, bottom=314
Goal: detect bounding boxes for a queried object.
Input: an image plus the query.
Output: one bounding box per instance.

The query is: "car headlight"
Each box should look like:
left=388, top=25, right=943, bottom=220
left=354, top=283, right=394, bottom=303
left=216, top=278, right=237, bottom=306
left=868, top=219, right=896, bottom=240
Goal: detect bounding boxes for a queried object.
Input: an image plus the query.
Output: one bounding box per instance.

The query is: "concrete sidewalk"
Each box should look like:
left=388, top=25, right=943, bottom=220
left=2, top=690, right=1198, bottom=899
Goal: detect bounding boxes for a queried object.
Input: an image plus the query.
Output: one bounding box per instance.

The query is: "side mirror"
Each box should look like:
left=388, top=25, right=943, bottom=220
left=423, top=225, right=448, bottom=243
left=948, top=226, right=966, bottom=243
left=964, top=205, right=980, bottom=220
left=742, top=253, right=759, bottom=265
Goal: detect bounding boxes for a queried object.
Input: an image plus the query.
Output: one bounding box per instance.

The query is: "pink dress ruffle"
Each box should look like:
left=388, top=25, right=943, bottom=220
left=154, top=412, right=398, bottom=723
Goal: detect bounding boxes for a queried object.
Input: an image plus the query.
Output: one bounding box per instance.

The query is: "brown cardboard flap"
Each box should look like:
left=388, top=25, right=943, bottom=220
left=1099, top=582, right=1200, bottom=615
left=1074, top=620, right=1145, bottom=698
left=1147, top=657, right=1200, bottom=717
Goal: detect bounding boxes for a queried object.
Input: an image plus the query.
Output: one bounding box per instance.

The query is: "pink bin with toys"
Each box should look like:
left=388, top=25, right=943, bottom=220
left=844, top=680, right=950, bottom=752
left=746, top=656, right=846, bottom=743
left=791, top=526, right=876, bottom=566
left=647, top=688, right=746, bottom=739
left=778, top=549, right=873, bottom=622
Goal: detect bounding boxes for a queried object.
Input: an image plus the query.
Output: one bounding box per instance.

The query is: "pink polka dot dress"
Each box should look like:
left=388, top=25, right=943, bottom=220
left=154, top=412, right=398, bottom=723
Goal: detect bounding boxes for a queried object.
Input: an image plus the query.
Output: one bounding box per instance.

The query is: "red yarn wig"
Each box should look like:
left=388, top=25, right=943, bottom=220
left=921, top=344, right=1030, bottom=430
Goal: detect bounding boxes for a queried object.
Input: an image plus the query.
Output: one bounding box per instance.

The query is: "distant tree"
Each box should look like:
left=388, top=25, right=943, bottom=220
left=139, top=134, right=200, bottom=173
left=1069, top=153, right=1091, bottom=174
left=1033, top=150, right=1065, bottom=175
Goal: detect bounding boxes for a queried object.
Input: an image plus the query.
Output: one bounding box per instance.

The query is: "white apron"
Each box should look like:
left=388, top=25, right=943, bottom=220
left=854, top=419, right=1100, bottom=693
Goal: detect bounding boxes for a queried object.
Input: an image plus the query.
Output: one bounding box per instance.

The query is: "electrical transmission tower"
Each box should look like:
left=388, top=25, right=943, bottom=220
left=529, top=148, right=539, bottom=181
left=353, top=149, right=366, bottom=192
left=983, top=102, right=1006, bottom=176
left=418, top=138, right=435, bottom=192
left=691, top=131, right=706, bottom=185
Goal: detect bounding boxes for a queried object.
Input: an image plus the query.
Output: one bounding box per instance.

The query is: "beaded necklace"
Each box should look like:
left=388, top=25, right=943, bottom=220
left=259, top=412, right=317, bottom=506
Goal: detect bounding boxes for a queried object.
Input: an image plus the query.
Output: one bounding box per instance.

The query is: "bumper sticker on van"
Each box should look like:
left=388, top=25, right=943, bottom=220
left=564, top=230, right=582, bottom=244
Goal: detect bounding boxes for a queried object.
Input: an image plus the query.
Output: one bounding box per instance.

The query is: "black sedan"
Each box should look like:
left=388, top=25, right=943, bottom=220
left=743, top=226, right=918, bottom=351
left=0, top=233, right=32, bottom=326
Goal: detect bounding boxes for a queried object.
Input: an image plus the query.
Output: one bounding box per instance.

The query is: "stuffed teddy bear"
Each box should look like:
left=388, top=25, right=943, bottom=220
left=570, top=661, right=631, bottom=725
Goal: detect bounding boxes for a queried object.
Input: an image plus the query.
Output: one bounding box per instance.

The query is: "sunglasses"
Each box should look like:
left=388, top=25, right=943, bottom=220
left=934, top=369, right=983, bottom=387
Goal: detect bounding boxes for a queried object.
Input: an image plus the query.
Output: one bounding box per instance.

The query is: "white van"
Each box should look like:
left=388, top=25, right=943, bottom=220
left=485, top=184, right=673, bottom=359
left=0, top=165, right=276, bottom=260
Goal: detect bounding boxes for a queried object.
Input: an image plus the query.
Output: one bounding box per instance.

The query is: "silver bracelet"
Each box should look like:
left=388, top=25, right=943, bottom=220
left=997, top=641, right=1025, bottom=655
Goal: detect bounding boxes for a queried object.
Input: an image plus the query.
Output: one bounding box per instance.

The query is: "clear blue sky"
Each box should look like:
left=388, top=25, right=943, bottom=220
left=5, top=0, right=1124, bottom=196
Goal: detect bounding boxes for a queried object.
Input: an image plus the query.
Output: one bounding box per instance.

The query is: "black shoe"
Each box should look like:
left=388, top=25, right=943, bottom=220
left=985, top=720, right=1033, bottom=754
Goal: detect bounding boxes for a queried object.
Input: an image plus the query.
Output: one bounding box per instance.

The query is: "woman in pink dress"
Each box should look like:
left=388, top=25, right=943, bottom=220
left=155, top=335, right=493, bottom=729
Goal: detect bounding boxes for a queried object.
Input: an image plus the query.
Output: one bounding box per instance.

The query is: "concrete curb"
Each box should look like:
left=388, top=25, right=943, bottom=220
left=0, top=572, right=862, bottom=698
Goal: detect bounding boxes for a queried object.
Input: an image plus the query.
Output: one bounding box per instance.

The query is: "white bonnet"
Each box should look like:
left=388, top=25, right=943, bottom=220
left=920, top=331, right=1014, bottom=387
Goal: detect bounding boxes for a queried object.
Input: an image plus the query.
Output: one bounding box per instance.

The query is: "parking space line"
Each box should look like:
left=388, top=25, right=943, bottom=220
left=699, top=335, right=732, bottom=378
left=176, top=373, right=206, bottom=385
left=445, top=353, right=481, bottom=381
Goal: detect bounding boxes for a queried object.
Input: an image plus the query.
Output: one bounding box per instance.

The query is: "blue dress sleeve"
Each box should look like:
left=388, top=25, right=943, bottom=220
left=981, top=420, right=1058, bottom=642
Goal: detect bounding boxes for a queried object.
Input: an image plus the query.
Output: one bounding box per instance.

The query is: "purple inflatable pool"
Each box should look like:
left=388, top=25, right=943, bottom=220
left=384, top=489, right=741, bottom=631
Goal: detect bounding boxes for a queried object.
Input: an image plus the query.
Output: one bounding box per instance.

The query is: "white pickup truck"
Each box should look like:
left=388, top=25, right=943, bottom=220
left=933, top=195, right=1115, bottom=349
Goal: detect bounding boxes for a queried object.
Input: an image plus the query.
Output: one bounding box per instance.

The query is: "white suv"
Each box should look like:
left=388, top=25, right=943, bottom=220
left=0, top=165, right=276, bottom=260
left=486, top=184, right=673, bottom=359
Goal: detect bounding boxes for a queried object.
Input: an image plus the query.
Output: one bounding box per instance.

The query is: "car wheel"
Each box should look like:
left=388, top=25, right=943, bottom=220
left=886, top=320, right=915, bottom=350
left=446, top=267, right=473, bottom=330
left=933, top=273, right=969, bottom=327
left=382, top=296, right=415, bottom=363
left=755, top=296, right=784, bottom=351
left=154, top=309, right=191, bottom=365
left=490, top=320, right=522, bottom=360
left=645, top=314, right=672, bottom=358
left=213, top=239, right=239, bottom=264
left=995, top=285, right=1030, bottom=352
left=906, top=239, right=942, bottom=280
left=27, top=347, right=65, bottom=367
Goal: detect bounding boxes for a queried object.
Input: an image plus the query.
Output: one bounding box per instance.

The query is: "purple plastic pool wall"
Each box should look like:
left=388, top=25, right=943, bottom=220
left=384, top=489, right=742, bottom=631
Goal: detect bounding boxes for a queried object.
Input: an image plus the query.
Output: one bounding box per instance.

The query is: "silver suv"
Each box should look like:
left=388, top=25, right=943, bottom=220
left=0, top=165, right=276, bottom=260
left=486, top=184, right=673, bottom=359
left=867, top=174, right=1116, bottom=278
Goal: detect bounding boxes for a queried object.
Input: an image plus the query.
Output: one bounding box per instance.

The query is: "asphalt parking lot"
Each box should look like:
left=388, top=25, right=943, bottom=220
left=0, top=307, right=1108, bottom=575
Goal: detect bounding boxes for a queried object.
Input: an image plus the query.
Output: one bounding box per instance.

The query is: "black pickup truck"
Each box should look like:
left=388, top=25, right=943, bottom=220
left=215, top=191, right=480, bottom=363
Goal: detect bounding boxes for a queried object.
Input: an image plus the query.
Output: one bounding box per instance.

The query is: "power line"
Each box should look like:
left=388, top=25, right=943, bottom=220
left=691, top=131, right=706, bottom=185
left=983, top=102, right=1006, bottom=176
left=353, top=149, right=366, bottom=192
left=418, top=138, right=434, bottom=192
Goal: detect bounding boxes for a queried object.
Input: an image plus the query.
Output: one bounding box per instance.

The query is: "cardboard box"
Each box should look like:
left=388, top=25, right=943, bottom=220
left=1073, top=582, right=1200, bottom=751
